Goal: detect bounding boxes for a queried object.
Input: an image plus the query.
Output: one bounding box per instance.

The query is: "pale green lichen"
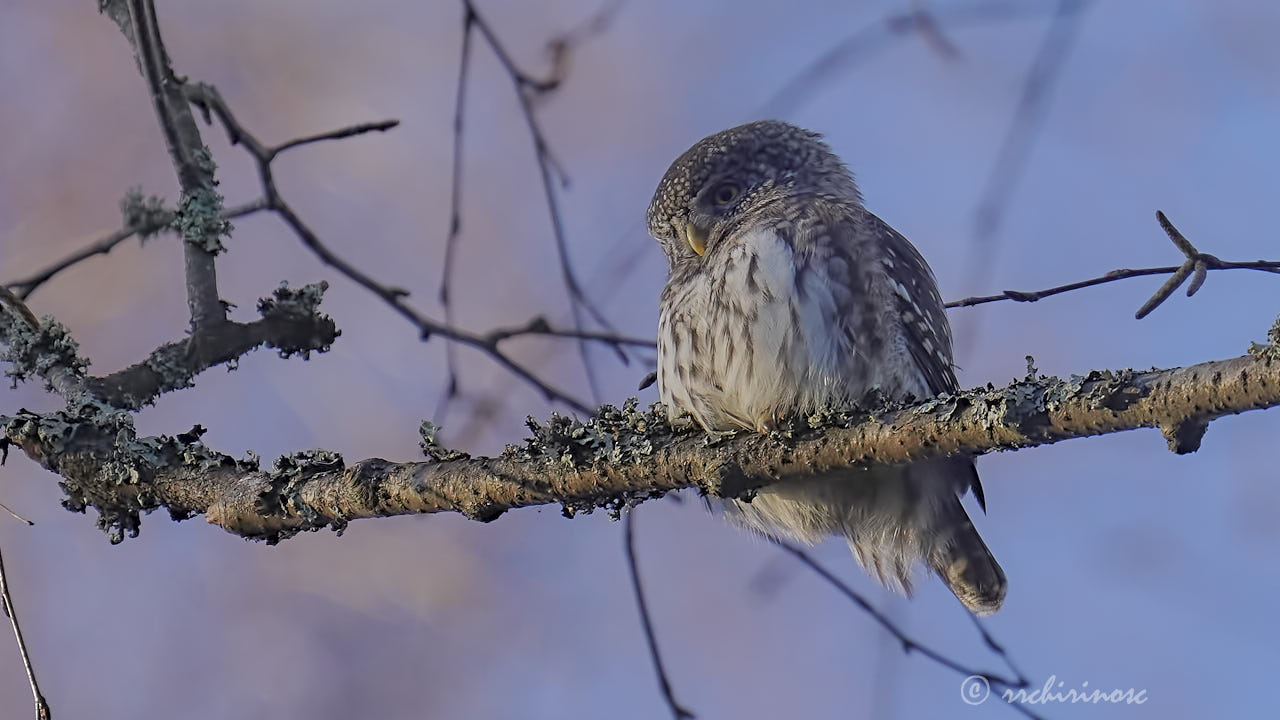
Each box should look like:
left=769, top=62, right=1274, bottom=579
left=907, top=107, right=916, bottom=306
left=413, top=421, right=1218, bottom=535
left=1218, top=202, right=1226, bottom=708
left=418, top=421, right=469, bottom=461
left=259, top=281, right=327, bottom=318
left=1, top=401, right=235, bottom=543
left=141, top=343, right=199, bottom=395
left=506, top=399, right=698, bottom=519
left=255, top=449, right=348, bottom=542
left=119, top=187, right=170, bottom=240
left=170, top=151, right=230, bottom=254
left=258, top=281, right=339, bottom=359
left=1248, top=314, right=1280, bottom=361
left=505, top=399, right=695, bottom=470
left=1, top=316, right=90, bottom=390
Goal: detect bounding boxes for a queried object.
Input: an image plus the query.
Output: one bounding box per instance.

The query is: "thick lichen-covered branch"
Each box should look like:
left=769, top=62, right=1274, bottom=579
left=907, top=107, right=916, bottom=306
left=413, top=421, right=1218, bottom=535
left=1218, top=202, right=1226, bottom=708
left=3, top=348, right=1278, bottom=543
left=85, top=282, right=338, bottom=409
left=2, top=282, right=336, bottom=413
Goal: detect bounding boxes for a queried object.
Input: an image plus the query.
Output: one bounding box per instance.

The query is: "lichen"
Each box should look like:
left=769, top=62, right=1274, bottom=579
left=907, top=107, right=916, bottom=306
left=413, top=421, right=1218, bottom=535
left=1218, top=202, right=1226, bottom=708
left=119, top=187, right=170, bottom=240
left=170, top=152, right=231, bottom=254
left=1, top=316, right=90, bottom=391
left=255, top=449, right=347, bottom=543
left=504, top=398, right=696, bottom=470
left=418, top=421, right=469, bottom=461
left=141, top=342, right=198, bottom=396
left=258, top=281, right=339, bottom=359
left=1248, top=314, right=1280, bottom=361
left=503, top=399, right=701, bottom=518
left=1, top=401, right=237, bottom=543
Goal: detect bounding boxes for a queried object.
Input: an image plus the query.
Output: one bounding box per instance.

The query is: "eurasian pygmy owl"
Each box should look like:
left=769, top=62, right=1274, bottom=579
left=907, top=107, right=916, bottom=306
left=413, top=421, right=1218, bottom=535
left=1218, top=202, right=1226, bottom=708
left=648, top=121, right=1006, bottom=614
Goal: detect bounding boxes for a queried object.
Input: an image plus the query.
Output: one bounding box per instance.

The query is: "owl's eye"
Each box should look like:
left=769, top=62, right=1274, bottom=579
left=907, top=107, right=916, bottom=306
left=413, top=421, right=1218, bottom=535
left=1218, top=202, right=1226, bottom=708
left=711, top=182, right=740, bottom=205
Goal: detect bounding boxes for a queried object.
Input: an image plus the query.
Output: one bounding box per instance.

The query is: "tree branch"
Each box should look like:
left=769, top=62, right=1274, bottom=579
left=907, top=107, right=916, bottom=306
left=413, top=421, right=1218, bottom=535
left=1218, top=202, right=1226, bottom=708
left=84, top=283, right=339, bottom=410
left=438, top=0, right=630, bottom=415
left=945, top=211, right=1280, bottom=313
left=761, top=0, right=1069, bottom=117
left=624, top=510, right=695, bottom=720
left=0, top=545, right=49, bottom=720
left=102, top=0, right=230, bottom=333
left=5, top=198, right=266, bottom=301
left=4, top=342, right=1277, bottom=543
left=774, top=541, right=1041, bottom=719
left=179, top=81, right=609, bottom=413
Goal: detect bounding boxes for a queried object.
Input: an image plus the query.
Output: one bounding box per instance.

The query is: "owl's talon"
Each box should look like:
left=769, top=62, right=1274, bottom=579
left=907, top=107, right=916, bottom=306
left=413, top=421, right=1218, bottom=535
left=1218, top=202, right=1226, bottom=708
left=701, top=429, right=737, bottom=447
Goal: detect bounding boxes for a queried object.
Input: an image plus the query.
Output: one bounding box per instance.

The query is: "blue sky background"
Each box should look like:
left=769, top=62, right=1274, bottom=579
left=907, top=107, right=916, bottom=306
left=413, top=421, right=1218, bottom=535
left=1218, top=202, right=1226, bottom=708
left=1, top=1, right=1278, bottom=718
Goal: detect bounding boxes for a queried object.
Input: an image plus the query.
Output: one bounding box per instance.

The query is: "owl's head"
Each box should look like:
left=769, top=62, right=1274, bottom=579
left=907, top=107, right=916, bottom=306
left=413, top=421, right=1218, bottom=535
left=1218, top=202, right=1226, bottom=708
left=646, top=120, right=860, bottom=264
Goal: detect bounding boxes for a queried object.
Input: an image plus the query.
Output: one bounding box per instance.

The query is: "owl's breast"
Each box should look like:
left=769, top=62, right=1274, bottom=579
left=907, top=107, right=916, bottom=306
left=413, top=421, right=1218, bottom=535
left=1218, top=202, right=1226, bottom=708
left=657, top=225, right=875, bottom=431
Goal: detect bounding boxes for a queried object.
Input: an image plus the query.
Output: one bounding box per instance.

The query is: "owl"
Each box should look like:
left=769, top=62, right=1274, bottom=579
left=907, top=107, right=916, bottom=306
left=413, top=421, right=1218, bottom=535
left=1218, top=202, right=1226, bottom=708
left=647, top=121, right=1005, bottom=614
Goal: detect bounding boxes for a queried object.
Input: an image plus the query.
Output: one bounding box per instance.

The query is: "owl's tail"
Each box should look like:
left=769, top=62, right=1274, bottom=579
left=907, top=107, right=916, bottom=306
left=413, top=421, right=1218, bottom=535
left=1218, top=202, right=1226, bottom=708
left=927, top=498, right=1007, bottom=616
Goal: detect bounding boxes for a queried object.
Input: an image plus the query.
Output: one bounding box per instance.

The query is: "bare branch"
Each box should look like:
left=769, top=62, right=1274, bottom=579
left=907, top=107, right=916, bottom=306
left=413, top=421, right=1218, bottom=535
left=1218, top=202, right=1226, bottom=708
left=946, top=262, right=1280, bottom=309
left=182, top=81, right=598, bottom=413
left=433, top=1, right=629, bottom=419
left=464, top=0, right=630, bottom=404
left=271, top=120, right=400, bottom=157
left=0, top=503, right=32, bottom=527
left=435, top=3, right=477, bottom=423
left=970, top=0, right=1088, bottom=242
left=774, top=542, right=1040, bottom=719
left=624, top=510, right=695, bottom=720
left=5, top=200, right=266, bottom=301
left=946, top=212, right=1280, bottom=314
left=0, top=546, right=50, bottom=720
left=483, top=316, right=654, bottom=348
left=762, top=0, right=1066, bottom=117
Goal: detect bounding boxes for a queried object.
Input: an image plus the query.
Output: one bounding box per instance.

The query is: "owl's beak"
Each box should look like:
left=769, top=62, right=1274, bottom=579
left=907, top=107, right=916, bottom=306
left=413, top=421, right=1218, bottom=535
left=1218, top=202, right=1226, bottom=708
left=684, top=222, right=709, bottom=256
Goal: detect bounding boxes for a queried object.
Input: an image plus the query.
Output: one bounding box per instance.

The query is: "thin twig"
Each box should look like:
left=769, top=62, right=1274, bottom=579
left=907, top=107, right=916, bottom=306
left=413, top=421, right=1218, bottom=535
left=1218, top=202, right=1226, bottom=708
left=270, top=120, right=400, bottom=157
left=945, top=212, right=1280, bottom=315
left=0, top=502, right=33, bottom=526
left=5, top=200, right=266, bottom=300
left=761, top=0, right=1064, bottom=117
left=515, top=82, right=607, bottom=402
left=773, top=541, right=1041, bottom=719
left=906, top=0, right=963, bottom=59
left=465, top=0, right=629, bottom=405
left=435, top=3, right=477, bottom=425
left=549, top=0, right=627, bottom=59
left=946, top=259, right=1280, bottom=310
left=970, top=0, right=1088, bottom=241
left=964, top=0, right=1089, bottom=326
left=0, top=546, right=50, bottom=720
left=624, top=510, right=695, bottom=719
left=0, top=40, right=606, bottom=415
left=183, top=83, right=599, bottom=413
left=967, top=614, right=1033, bottom=692
left=484, top=316, right=653, bottom=347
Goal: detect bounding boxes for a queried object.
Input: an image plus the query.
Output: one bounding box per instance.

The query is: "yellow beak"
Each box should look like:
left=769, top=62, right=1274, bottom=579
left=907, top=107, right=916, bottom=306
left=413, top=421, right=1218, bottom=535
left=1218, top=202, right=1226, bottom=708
left=684, top=222, right=709, bottom=256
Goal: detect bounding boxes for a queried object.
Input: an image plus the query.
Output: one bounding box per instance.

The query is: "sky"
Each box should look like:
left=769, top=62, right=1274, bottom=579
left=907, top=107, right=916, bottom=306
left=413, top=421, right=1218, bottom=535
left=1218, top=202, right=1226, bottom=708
left=1, top=1, right=1279, bottom=718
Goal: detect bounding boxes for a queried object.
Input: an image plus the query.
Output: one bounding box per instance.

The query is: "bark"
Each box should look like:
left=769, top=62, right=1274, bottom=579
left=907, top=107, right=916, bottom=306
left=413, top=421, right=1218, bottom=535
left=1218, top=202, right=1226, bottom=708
left=3, top=351, right=1276, bottom=543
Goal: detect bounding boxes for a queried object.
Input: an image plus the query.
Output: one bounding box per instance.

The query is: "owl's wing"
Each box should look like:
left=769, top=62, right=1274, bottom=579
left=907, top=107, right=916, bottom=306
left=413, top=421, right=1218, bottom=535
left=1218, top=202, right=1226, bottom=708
left=860, top=210, right=959, bottom=396
left=859, top=209, right=988, bottom=510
